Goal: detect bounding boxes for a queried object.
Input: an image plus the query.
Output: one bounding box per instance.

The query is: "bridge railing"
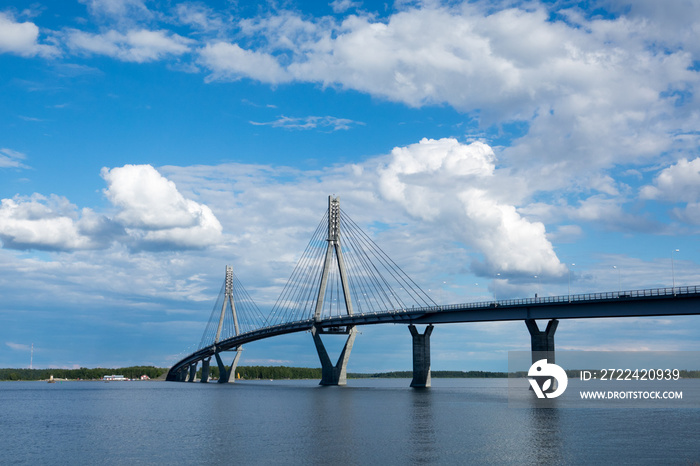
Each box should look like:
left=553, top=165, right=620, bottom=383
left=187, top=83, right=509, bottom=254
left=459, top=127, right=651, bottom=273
left=313, top=285, right=700, bottom=320
left=417, top=285, right=700, bottom=313
left=214, top=285, right=700, bottom=343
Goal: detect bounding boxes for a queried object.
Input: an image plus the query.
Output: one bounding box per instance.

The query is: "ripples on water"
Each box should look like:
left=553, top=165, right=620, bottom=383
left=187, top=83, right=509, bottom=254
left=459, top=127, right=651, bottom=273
left=0, top=379, right=698, bottom=465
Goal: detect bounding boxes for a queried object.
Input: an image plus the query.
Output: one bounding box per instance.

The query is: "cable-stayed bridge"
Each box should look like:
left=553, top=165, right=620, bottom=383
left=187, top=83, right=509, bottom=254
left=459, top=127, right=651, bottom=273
left=167, top=196, right=700, bottom=387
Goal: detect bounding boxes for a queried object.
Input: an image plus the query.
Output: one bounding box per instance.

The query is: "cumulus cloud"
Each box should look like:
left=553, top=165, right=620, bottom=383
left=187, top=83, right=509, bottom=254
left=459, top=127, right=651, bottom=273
left=0, top=12, right=59, bottom=58
left=66, top=28, right=191, bottom=62
left=641, top=158, right=700, bottom=225
left=192, top=3, right=699, bottom=201
left=101, top=164, right=223, bottom=249
left=0, top=194, right=119, bottom=251
left=153, top=138, right=567, bottom=287
left=641, top=158, right=700, bottom=203
left=199, top=42, right=290, bottom=83
left=378, top=137, right=566, bottom=277
left=0, top=165, right=223, bottom=252
left=6, top=2, right=696, bottom=199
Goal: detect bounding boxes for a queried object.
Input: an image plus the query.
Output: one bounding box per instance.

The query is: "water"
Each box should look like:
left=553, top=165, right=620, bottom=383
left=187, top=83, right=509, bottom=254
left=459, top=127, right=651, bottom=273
left=1, top=379, right=698, bottom=465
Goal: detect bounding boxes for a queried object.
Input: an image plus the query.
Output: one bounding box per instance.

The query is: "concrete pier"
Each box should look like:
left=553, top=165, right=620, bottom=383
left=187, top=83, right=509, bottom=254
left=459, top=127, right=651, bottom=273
left=200, top=357, right=211, bottom=383
left=312, top=325, right=356, bottom=386
left=214, top=352, right=228, bottom=383
left=215, top=347, right=242, bottom=383
left=525, top=319, right=558, bottom=364
left=188, top=362, right=197, bottom=382
left=409, top=324, right=434, bottom=388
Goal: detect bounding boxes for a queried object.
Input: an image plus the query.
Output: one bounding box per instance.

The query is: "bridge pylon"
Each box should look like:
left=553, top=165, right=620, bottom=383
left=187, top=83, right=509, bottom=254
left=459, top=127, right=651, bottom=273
left=312, top=196, right=357, bottom=385
left=213, top=265, right=243, bottom=383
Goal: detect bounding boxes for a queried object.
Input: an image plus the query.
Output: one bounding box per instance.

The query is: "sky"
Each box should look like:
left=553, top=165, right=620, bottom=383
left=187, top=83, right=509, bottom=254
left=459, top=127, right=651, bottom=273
left=1, top=0, right=700, bottom=372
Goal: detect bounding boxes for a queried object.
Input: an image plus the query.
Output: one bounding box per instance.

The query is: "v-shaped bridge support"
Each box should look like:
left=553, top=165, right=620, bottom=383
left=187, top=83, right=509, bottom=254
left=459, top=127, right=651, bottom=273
left=311, top=196, right=356, bottom=385
left=312, top=325, right=357, bottom=385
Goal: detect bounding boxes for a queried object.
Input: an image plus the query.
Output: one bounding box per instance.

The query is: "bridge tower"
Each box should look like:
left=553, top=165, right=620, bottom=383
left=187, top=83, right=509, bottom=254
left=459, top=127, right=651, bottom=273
left=199, top=265, right=243, bottom=383
left=312, top=196, right=357, bottom=385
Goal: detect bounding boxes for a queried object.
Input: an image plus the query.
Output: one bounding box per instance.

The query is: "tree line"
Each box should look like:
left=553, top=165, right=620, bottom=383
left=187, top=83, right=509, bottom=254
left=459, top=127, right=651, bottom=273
left=197, top=365, right=322, bottom=380
left=0, top=366, right=167, bottom=381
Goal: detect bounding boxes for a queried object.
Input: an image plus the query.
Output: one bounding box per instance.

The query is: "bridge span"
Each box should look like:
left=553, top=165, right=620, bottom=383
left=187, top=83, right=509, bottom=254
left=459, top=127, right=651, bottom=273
left=168, top=285, right=700, bottom=385
left=167, top=196, right=700, bottom=387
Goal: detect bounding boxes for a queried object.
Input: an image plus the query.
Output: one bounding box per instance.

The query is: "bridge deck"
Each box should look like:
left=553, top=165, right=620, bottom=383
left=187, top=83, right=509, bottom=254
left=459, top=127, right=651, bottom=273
left=168, top=285, right=700, bottom=378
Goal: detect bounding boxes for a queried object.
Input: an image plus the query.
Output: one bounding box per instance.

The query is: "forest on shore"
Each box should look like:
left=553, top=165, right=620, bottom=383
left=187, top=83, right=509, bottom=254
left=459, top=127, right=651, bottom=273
left=0, top=366, right=168, bottom=381
left=0, top=366, right=509, bottom=381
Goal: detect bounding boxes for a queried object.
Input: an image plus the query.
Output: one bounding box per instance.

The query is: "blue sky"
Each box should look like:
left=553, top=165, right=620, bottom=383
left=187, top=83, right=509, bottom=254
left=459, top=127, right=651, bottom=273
left=1, top=0, right=700, bottom=372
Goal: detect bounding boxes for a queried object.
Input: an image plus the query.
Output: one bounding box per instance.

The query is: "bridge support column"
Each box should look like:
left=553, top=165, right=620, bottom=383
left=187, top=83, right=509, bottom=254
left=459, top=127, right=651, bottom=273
left=200, top=357, right=211, bottom=383
left=188, top=362, right=197, bottom=382
left=409, top=324, right=434, bottom=388
left=215, top=347, right=242, bottom=383
left=312, top=325, right=356, bottom=386
left=214, top=352, right=227, bottom=383
left=228, top=347, right=242, bottom=382
left=526, top=319, right=558, bottom=364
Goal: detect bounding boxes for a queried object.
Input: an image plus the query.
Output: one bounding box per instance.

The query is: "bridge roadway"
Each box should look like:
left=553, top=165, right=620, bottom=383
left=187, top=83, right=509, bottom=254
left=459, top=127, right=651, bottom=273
left=169, top=285, right=700, bottom=377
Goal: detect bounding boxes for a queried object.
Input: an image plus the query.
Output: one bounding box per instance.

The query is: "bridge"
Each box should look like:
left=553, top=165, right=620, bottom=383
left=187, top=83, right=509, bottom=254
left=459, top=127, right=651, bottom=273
left=167, top=196, right=700, bottom=387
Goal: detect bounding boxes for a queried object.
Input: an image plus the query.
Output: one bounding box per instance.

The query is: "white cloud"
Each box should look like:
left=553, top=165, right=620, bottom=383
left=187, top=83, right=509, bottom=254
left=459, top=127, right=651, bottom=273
left=330, top=0, right=362, bottom=14
left=163, top=138, right=566, bottom=283
left=199, top=42, right=290, bottom=83
left=101, top=164, right=223, bottom=249
left=641, top=158, right=700, bottom=225
left=601, top=0, right=700, bottom=58
left=378, top=137, right=566, bottom=277
left=6, top=342, right=31, bottom=351
left=286, top=7, right=521, bottom=109
left=566, top=194, right=660, bottom=232
left=0, top=12, right=59, bottom=58
left=249, top=115, right=363, bottom=131
left=80, top=0, right=152, bottom=22
left=193, top=4, right=699, bottom=202
left=66, top=28, right=192, bottom=63
left=0, top=165, right=223, bottom=252
left=641, top=158, right=700, bottom=203
left=0, top=194, right=118, bottom=251
left=176, top=3, right=227, bottom=32
left=546, top=224, right=583, bottom=244
left=0, top=147, right=29, bottom=169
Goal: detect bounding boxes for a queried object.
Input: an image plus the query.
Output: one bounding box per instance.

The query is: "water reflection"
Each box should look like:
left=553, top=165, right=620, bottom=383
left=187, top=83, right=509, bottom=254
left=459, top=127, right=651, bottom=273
left=307, top=385, right=359, bottom=464
left=409, top=389, right=437, bottom=463
left=525, top=401, right=565, bottom=464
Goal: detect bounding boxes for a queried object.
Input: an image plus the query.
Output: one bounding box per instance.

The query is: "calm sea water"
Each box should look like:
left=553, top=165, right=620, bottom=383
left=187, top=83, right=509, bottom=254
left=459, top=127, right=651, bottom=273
left=1, top=379, right=698, bottom=465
